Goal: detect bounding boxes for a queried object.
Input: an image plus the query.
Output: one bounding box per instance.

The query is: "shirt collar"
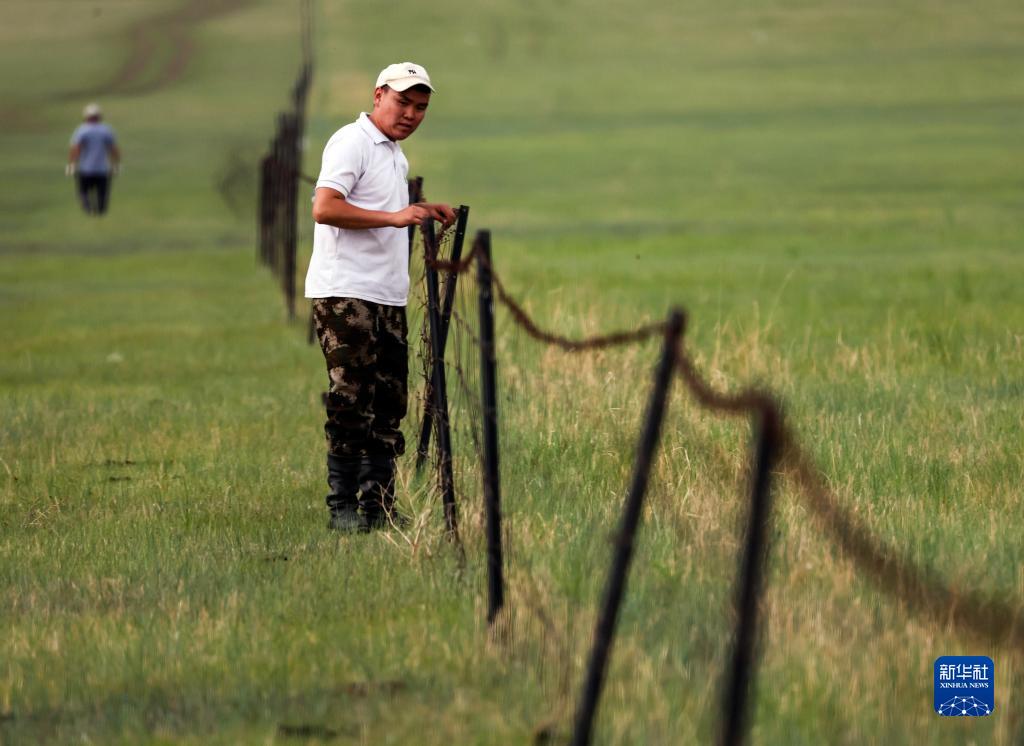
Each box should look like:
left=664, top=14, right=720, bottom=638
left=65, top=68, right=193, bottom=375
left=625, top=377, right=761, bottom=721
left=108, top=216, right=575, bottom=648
left=358, top=112, right=391, bottom=144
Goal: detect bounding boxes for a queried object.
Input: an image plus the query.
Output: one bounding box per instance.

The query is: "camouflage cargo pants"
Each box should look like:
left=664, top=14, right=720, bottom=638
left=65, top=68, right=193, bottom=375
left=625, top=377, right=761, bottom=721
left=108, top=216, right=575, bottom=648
left=312, top=297, right=408, bottom=458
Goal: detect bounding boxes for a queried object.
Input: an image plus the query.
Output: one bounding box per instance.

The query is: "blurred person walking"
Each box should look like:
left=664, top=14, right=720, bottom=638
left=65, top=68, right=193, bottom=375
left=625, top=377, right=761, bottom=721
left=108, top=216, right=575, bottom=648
left=67, top=103, right=120, bottom=215
left=306, top=62, right=454, bottom=533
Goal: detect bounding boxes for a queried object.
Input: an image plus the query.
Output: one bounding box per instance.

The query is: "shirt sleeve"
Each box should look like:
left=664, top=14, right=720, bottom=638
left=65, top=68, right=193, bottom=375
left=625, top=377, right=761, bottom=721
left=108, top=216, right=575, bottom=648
left=316, top=130, right=364, bottom=197
left=70, top=125, right=84, bottom=146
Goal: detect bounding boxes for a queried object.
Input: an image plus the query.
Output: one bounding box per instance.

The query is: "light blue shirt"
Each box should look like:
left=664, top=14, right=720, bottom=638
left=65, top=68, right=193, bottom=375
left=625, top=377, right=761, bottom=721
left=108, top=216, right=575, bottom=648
left=71, top=122, right=117, bottom=175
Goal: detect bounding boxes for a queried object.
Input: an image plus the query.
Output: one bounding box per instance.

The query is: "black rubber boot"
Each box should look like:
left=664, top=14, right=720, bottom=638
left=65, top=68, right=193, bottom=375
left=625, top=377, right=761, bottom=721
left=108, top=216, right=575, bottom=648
left=326, top=453, right=364, bottom=533
left=358, top=456, right=408, bottom=530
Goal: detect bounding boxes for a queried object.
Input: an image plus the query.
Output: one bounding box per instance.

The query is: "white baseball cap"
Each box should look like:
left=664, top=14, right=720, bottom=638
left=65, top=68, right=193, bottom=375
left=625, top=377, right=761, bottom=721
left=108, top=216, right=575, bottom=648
left=83, top=102, right=102, bottom=119
left=375, top=62, right=434, bottom=93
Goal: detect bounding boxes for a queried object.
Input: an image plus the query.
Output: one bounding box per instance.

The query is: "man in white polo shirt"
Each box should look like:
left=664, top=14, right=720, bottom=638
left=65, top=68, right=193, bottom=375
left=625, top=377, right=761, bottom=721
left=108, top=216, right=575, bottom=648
left=307, top=62, right=455, bottom=533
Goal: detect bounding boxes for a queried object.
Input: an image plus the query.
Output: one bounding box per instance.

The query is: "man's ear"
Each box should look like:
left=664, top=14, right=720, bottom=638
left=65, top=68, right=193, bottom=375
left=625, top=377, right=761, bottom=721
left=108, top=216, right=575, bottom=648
left=373, top=86, right=385, bottom=108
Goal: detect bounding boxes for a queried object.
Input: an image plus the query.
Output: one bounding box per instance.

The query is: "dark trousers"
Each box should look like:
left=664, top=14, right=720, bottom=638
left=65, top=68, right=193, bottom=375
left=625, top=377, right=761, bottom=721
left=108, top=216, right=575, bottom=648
left=76, top=174, right=110, bottom=215
left=312, top=297, right=408, bottom=513
left=312, top=297, right=409, bottom=458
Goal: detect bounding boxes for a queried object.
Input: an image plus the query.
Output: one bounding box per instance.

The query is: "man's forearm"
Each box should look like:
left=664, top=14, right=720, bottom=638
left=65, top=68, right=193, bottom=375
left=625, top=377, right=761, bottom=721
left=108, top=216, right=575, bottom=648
left=315, top=203, right=397, bottom=230
left=312, top=188, right=452, bottom=229
left=312, top=190, right=397, bottom=229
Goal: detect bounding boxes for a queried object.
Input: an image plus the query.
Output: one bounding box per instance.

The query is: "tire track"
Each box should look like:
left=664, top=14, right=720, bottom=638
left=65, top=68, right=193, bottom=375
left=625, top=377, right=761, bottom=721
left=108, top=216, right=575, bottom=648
left=64, top=0, right=252, bottom=98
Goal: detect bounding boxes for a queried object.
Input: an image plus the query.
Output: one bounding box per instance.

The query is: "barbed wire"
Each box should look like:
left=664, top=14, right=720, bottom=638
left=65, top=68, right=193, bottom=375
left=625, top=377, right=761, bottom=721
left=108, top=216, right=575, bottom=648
left=424, top=234, right=479, bottom=274
left=417, top=223, right=1024, bottom=648
left=781, top=435, right=1024, bottom=647
left=448, top=304, right=483, bottom=350
left=674, top=348, right=1023, bottom=645
left=420, top=225, right=669, bottom=351
left=491, top=272, right=670, bottom=352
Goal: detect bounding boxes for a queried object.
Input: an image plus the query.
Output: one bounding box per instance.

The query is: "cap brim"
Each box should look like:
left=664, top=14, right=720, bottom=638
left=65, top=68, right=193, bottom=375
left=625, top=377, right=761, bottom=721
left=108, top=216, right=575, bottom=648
left=384, top=76, right=435, bottom=92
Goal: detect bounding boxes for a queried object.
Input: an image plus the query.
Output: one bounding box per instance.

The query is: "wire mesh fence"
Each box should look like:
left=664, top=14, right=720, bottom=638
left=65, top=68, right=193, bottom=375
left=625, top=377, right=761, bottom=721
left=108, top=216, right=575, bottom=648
left=253, top=22, right=1022, bottom=732
left=256, top=0, right=313, bottom=319
left=401, top=204, right=1024, bottom=745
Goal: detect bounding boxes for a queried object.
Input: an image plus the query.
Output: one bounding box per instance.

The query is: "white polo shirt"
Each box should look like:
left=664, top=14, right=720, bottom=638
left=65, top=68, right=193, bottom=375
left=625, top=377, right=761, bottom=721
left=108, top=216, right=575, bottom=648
left=304, top=113, right=410, bottom=305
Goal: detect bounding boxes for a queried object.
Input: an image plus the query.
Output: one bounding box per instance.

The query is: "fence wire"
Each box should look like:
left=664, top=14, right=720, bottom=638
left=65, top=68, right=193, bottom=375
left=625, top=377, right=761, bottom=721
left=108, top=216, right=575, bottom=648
left=274, top=142, right=1019, bottom=737
left=414, top=226, right=1024, bottom=650
left=256, top=0, right=313, bottom=319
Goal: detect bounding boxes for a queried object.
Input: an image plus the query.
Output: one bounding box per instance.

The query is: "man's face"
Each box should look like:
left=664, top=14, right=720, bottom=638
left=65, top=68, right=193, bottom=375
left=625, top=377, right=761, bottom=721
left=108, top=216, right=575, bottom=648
left=370, top=86, right=430, bottom=141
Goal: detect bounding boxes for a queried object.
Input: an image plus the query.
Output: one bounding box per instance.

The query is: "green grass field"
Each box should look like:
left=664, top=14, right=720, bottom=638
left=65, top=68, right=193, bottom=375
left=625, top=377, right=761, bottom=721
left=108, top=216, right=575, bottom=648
left=2, top=0, right=1023, bottom=743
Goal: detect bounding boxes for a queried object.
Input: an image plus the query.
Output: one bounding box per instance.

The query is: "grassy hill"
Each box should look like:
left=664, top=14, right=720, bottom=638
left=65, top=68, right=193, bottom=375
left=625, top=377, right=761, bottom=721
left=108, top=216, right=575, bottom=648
left=2, top=0, right=1022, bottom=742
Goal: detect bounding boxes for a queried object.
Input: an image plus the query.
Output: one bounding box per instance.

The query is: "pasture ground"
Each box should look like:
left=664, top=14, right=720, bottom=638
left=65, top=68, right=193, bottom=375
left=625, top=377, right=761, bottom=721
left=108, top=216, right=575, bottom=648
left=2, top=0, right=1023, bottom=743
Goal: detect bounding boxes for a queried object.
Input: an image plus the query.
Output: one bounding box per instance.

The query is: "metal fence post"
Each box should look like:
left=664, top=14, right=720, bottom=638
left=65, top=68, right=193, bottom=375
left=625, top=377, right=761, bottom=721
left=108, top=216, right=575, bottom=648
left=416, top=205, right=469, bottom=471
left=282, top=114, right=298, bottom=319
left=422, top=219, right=459, bottom=540
left=475, top=230, right=504, bottom=624
left=407, top=176, right=424, bottom=261
left=719, top=405, right=779, bottom=746
left=256, top=3, right=313, bottom=320
left=260, top=155, right=272, bottom=266
left=570, top=309, right=684, bottom=746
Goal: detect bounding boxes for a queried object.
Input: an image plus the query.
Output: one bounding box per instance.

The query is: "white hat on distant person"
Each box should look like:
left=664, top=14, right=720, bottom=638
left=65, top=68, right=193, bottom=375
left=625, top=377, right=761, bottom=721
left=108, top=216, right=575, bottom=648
left=83, top=102, right=102, bottom=119
left=375, top=62, right=434, bottom=92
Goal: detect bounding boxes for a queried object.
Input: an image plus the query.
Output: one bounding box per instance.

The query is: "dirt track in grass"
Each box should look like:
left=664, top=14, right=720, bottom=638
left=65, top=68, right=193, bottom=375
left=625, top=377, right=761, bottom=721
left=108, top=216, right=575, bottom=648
left=65, top=0, right=252, bottom=98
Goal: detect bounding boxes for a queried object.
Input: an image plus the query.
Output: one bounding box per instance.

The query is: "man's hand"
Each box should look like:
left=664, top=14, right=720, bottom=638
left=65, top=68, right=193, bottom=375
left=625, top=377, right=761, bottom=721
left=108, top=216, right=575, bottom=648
left=65, top=163, right=76, bottom=177
left=312, top=188, right=456, bottom=230
left=391, top=202, right=456, bottom=228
